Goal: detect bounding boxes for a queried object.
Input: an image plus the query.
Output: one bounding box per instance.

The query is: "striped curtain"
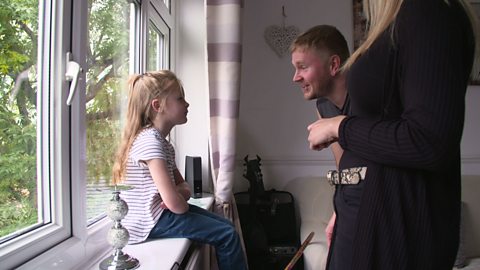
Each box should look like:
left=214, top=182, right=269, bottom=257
left=206, top=0, right=243, bottom=219
left=206, top=1, right=246, bottom=268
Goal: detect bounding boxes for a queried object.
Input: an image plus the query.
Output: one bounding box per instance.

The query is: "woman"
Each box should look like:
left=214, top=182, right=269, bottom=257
left=307, top=0, right=480, bottom=269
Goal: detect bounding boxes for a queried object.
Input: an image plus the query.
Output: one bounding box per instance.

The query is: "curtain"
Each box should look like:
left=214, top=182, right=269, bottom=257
left=206, top=0, right=246, bottom=267
left=206, top=0, right=243, bottom=221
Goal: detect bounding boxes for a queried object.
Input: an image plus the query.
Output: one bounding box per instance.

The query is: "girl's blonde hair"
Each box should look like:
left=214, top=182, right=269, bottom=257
left=344, top=0, right=480, bottom=80
left=112, top=70, right=183, bottom=184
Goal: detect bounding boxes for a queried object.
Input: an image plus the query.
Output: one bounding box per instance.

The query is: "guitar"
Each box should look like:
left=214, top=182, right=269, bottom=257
left=241, top=155, right=269, bottom=257
left=243, top=155, right=266, bottom=202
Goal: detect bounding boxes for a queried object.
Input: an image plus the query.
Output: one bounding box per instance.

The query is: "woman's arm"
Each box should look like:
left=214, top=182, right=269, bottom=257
left=147, top=158, right=189, bottom=214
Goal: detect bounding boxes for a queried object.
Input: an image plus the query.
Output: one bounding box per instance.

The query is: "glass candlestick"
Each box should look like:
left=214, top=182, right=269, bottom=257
left=99, top=185, right=140, bottom=270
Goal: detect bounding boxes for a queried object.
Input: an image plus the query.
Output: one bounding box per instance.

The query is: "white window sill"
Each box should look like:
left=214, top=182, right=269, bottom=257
left=86, top=193, right=215, bottom=270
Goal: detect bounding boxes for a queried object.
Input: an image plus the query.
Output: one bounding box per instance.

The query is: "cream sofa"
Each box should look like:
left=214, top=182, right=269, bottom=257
left=283, top=175, right=480, bottom=270
left=284, top=177, right=334, bottom=270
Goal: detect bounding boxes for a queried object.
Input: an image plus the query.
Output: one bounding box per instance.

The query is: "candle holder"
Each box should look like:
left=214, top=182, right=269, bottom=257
left=99, top=185, right=140, bottom=270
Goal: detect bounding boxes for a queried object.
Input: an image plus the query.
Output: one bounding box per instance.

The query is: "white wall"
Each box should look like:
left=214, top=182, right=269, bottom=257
left=176, top=1, right=480, bottom=194
left=236, top=0, right=353, bottom=192
left=174, top=0, right=211, bottom=192
left=461, top=85, right=480, bottom=175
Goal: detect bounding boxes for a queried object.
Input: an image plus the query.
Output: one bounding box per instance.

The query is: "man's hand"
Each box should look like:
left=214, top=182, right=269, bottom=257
left=307, top=115, right=345, bottom=151
left=326, top=212, right=336, bottom=247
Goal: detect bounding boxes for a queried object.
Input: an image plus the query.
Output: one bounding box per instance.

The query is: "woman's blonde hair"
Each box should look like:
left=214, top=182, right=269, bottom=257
left=111, top=70, right=183, bottom=184
left=344, top=0, right=480, bottom=80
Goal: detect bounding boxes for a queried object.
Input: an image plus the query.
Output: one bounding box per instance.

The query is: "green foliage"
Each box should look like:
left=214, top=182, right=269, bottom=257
left=0, top=197, right=37, bottom=237
left=0, top=0, right=38, bottom=75
left=0, top=97, right=37, bottom=238
left=1, top=0, right=132, bottom=234
left=0, top=0, right=38, bottom=238
left=85, top=0, right=130, bottom=185
left=0, top=96, right=36, bottom=237
left=87, top=119, right=120, bottom=182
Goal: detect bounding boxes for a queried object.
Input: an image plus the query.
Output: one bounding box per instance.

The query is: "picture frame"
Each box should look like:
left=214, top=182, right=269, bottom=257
left=352, top=0, right=366, bottom=50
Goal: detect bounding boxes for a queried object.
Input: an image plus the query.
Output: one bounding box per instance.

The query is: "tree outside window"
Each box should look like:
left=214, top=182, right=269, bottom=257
left=0, top=0, right=131, bottom=239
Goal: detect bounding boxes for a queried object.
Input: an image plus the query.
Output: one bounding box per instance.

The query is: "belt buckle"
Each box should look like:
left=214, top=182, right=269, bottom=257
left=327, top=170, right=338, bottom=186
left=342, top=167, right=362, bottom=184
left=327, top=167, right=364, bottom=185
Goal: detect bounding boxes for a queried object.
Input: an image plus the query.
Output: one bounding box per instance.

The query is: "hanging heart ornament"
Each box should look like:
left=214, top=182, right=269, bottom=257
left=264, top=25, right=300, bottom=58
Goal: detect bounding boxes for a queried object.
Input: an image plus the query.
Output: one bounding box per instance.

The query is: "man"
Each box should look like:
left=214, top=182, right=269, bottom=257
left=290, top=25, right=350, bottom=246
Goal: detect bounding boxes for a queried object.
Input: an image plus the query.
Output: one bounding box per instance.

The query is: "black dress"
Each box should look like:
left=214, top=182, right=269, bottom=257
left=328, top=0, right=475, bottom=269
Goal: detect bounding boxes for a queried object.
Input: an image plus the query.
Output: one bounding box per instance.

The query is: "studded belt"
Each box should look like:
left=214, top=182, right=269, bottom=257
left=327, top=167, right=367, bottom=185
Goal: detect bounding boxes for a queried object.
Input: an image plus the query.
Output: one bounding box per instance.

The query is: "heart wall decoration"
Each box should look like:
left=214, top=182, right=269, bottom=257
left=263, top=5, right=300, bottom=58
left=264, top=25, right=300, bottom=58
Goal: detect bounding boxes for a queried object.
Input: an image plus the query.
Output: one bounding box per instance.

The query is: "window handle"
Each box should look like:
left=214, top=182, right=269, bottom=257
left=65, top=52, right=82, bottom=105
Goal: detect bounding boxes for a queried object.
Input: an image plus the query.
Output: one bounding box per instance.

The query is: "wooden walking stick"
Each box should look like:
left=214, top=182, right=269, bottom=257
left=284, top=231, right=315, bottom=270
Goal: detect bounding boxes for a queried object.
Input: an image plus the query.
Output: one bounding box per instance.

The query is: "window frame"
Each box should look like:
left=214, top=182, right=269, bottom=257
left=143, top=0, right=175, bottom=72
left=0, top=0, right=73, bottom=268
left=151, top=0, right=173, bottom=71
left=147, top=17, right=170, bottom=71
left=1, top=0, right=177, bottom=268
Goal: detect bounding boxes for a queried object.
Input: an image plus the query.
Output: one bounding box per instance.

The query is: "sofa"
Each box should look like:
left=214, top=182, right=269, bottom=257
left=283, top=175, right=480, bottom=270
left=283, top=176, right=333, bottom=270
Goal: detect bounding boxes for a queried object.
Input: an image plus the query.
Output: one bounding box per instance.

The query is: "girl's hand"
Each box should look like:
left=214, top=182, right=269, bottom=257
left=176, top=182, right=191, bottom=201
left=160, top=201, right=169, bottom=209
left=147, top=159, right=189, bottom=214
left=173, top=169, right=191, bottom=201
left=307, top=115, right=346, bottom=151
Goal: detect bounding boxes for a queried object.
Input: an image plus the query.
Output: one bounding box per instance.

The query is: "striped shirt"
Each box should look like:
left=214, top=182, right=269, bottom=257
left=120, top=127, right=176, bottom=244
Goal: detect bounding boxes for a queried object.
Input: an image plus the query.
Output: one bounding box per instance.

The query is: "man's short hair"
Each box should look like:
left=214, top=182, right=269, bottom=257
left=290, top=25, right=350, bottom=64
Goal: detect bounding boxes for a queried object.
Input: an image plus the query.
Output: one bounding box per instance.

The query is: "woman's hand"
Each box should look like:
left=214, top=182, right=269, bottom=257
left=307, top=115, right=346, bottom=151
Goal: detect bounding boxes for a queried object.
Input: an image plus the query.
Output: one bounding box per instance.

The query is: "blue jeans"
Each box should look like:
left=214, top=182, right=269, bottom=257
left=148, top=204, right=247, bottom=270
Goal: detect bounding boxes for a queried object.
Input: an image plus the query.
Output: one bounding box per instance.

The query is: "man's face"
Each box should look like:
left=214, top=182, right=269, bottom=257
left=291, top=48, right=333, bottom=100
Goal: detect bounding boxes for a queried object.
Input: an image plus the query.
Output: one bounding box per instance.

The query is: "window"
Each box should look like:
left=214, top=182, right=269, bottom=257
left=147, top=0, right=172, bottom=71
left=85, top=0, right=133, bottom=225
left=0, top=1, right=72, bottom=268
left=147, top=23, right=164, bottom=71
left=85, top=0, right=173, bottom=225
left=0, top=0, right=41, bottom=241
left=0, top=0, right=175, bottom=268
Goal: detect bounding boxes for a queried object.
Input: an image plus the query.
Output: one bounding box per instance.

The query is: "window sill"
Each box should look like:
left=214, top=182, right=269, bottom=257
left=85, top=193, right=214, bottom=270
left=15, top=218, right=111, bottom=270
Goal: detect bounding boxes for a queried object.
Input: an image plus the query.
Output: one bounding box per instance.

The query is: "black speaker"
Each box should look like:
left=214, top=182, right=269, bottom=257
left=185, top=156, right=202, bottom=198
